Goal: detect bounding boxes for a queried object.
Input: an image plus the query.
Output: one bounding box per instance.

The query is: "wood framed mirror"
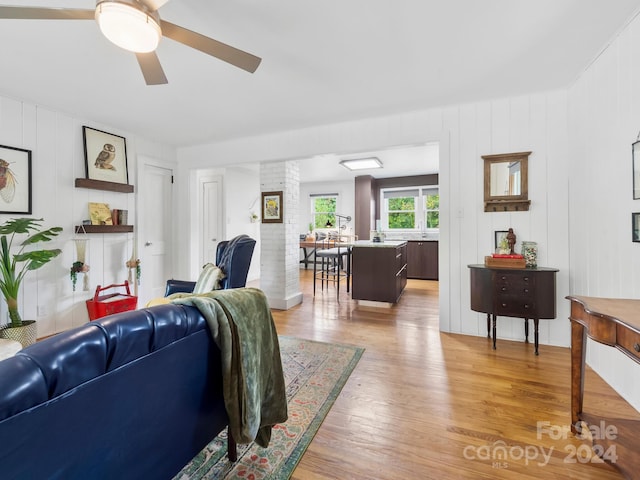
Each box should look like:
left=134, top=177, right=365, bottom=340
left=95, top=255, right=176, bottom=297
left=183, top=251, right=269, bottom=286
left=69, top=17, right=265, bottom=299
left=482, top=151, right=531, bottom=212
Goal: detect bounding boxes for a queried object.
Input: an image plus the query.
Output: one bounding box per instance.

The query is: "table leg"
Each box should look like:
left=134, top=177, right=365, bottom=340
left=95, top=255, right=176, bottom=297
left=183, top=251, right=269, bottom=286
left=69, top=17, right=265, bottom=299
left=570, top=320, right=587, bottom=434
left=524, top=318, right=529, bottom=343
left=492, top=314, right=497, bottom=350
left=533, top=318, right=539, bottom=355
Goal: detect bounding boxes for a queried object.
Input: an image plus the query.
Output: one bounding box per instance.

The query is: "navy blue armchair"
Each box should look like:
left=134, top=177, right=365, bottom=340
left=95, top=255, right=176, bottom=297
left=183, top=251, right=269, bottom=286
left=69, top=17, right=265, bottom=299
left=165, top=235, right=256, bottom=296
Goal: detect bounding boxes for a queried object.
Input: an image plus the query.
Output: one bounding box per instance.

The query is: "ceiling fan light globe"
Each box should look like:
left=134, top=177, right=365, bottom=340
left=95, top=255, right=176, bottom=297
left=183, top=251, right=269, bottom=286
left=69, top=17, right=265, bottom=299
left=96, top=1, right=161, bottom=53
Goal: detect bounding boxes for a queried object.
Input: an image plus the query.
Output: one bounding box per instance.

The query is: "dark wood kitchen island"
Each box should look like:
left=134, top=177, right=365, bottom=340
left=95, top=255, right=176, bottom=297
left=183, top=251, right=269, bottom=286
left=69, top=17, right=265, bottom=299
left=351, top=240, right=407, bottom=306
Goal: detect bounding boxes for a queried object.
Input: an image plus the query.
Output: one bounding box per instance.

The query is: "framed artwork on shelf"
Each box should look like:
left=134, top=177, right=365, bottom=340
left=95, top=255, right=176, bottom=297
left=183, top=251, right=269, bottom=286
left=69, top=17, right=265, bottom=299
left=261, top=191, right=283, bottom=223
left=633, top=213, right=640, bottom=242
left=494, top=230, right=509, bottom=253
left=633, top=141, right=640, bottom=199
left=0, top=144, right=32, bottom=214
left=83, top=126, right=129, bottom=185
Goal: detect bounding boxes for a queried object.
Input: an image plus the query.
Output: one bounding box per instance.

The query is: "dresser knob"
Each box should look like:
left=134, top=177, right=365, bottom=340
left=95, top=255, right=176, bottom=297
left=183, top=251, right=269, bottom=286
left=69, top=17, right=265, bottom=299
left=524, top=304, right=530, bottom=309
left=523, top=288, right=529, bottom=294
left=523, top=277, right=529, bottom=282
left=501, top=303, right=507, bottom=308
left=634, top=343, right=640, bottom=353
left=501, top=287, right=507, bottom=291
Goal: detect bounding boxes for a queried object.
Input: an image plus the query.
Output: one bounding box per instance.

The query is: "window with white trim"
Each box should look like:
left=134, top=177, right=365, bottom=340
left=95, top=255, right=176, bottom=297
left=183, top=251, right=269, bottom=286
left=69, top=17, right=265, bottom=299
left=381, top=186, right=439, bottom=231
left=310, top=193, right=338, bottom=229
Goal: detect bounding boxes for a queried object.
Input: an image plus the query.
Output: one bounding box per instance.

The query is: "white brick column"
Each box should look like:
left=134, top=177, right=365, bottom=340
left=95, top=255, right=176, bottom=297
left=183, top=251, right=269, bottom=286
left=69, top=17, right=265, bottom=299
left=259, top=161, right=303, bottom=309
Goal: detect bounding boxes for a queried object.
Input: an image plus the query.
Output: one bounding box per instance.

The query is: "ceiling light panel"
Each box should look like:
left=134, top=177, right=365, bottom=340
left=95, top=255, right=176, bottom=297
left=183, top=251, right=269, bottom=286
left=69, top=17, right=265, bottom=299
left=339, top=157, right=383, bottom=171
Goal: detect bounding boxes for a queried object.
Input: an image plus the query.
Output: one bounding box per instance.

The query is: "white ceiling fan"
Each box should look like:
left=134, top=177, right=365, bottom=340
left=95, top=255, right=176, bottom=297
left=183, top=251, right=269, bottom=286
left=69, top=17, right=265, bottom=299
left=0, top=0, right=262, bottom=85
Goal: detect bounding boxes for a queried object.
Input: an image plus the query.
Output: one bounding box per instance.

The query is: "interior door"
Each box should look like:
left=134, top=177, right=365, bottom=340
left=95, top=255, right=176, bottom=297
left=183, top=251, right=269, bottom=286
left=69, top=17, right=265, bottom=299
left=140, top=163, right=173, bottom=304
left=200, top=175, right=223, bottom=267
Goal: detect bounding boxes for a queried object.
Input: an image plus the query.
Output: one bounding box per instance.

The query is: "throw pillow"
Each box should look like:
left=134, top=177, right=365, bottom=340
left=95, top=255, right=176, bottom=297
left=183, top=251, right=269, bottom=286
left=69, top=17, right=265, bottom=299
left=193, top=263, right=225, bottom=293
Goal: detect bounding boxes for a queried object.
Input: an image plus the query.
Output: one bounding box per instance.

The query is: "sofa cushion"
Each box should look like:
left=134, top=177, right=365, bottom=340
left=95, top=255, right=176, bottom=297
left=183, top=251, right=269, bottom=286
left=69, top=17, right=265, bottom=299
left=94, top=309, right=155, bottom=371
left=0, top=355, right=48, bottom=421
left=17, top=325, right=108, bottom=398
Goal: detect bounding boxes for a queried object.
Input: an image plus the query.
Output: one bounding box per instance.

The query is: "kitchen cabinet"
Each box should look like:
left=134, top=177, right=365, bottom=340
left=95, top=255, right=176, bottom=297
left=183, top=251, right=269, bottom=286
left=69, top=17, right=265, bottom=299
left=352, top=241, right=407, bottom=304
left=407, top=240, right=438, bottom=280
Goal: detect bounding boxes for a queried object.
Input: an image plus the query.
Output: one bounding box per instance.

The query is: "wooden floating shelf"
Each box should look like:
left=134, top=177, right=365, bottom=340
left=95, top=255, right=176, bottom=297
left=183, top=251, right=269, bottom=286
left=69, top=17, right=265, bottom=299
left=75, top=178, right=134, bottom=194
left=75, top=225, right=133, bottom=234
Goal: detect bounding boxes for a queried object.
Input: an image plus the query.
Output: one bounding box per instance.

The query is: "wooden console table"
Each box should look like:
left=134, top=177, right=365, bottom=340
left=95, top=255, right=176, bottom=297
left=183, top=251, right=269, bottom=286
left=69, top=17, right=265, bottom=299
left=567, top=295, right=640, bottom=479
left=469, top=264, right=558, bottom=355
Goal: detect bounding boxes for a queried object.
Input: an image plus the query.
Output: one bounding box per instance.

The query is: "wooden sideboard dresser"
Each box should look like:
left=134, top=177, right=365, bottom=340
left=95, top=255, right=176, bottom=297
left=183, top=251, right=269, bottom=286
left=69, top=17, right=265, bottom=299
left=468, top=264, right=559, bottom=355
left=567, top=295, right=640, bottom=479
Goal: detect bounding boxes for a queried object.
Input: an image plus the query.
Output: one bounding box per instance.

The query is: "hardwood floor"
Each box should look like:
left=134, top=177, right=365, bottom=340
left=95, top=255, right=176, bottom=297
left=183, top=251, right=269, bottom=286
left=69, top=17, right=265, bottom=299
left=259, top=269, right=636, bottom=479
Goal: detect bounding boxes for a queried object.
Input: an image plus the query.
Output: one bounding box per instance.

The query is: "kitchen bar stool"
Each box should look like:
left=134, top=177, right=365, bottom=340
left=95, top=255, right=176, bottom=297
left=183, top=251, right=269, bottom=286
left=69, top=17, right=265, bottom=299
left=313, top=233, right=351, bottom=300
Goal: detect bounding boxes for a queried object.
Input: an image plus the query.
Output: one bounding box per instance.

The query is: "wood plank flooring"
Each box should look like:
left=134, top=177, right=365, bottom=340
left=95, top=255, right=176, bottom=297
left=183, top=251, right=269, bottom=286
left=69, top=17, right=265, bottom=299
left=258, top=270, right=636, bottom=479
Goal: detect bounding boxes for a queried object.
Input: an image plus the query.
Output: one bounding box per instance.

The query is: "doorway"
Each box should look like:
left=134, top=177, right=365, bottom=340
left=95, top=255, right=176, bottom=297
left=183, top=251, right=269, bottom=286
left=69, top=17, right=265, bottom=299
left=138, top=161, right=173, bottom=305
left=198, top=174, right=223, bottom=269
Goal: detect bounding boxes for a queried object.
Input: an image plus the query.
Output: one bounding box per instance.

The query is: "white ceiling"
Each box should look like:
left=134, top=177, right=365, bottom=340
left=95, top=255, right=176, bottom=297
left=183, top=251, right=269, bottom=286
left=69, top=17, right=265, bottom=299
left=0, top=0, right=638, bottom=153
left=297, top=143, right=439, bottom=183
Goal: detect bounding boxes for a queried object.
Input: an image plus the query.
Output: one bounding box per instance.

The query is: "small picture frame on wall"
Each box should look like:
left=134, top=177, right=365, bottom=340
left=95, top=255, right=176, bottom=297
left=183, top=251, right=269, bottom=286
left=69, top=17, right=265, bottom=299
left=633, top=213, right=640, bottom=242
left=494, top=230, right=509, bottom=253
left=633, top=141, right=640, bottom=199
left=83, top=126, right=129, bottom=185
left=0, top=144, right=32, bottom=214
left=262, top=191, right=283, bottom=223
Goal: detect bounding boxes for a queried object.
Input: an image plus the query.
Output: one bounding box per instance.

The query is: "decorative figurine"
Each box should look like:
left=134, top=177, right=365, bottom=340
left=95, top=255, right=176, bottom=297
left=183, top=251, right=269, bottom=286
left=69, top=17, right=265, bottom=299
left=506, top=228, right=516, bottom=254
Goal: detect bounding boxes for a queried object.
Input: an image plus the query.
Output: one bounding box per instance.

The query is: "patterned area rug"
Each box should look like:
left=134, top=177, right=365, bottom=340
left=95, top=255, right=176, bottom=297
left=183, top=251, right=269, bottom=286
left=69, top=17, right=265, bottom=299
left=174, top=336, right=364, bottom=480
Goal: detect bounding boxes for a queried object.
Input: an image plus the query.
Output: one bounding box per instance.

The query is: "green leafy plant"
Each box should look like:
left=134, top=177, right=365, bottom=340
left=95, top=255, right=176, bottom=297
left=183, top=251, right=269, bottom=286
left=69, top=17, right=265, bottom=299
left=0, top=218, right=62, bottom=327
left=70, top=261, right=84, bottom=292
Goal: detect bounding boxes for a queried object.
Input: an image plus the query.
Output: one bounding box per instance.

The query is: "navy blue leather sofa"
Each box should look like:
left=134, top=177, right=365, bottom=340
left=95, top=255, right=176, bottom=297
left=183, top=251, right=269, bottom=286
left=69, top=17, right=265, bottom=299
left=0, top=303, right=233, bottom=479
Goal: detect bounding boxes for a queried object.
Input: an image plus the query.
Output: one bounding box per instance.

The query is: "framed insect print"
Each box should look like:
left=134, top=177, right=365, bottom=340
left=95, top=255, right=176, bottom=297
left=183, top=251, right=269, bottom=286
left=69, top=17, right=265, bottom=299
left=83, top=126, right=129, bottom=185
left=0, top=144, right=32, bottom=214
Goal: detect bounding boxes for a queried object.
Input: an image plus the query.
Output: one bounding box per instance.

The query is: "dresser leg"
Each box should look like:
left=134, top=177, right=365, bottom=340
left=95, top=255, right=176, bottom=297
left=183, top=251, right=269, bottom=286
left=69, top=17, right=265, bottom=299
left=492, top=314, right=497, bottom=350
left=524, top=318, right=529, bottom=343
left=533, top=318, right=539, bottom=355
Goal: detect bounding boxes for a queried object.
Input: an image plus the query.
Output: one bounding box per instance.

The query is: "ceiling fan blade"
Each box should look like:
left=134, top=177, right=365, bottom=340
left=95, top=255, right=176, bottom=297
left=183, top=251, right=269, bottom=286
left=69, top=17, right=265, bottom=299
left=160, top=20, right=261, bottom=73
left=142, top=0, right=171, bottom=11
left=0, top=6, right=94, bottom=20
left=136, top=52, right=168, bottom=85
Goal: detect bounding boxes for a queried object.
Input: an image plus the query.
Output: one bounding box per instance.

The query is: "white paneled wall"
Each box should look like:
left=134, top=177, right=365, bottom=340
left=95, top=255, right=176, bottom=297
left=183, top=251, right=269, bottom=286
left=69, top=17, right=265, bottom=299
left=568, top=12, right=640, bottom=410
left=0, top=95, right=175, bottom=338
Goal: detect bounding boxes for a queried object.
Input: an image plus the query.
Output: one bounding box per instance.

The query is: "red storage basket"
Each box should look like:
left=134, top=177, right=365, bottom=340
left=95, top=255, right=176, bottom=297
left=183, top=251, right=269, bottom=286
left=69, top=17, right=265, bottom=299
left=86, top=281, right=138, bottom=320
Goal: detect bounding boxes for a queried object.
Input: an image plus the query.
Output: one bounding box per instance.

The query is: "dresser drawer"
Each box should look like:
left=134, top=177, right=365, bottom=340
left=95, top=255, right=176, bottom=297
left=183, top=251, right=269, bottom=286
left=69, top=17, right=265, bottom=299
left=495, top=272, right=535, bottom=289
left=495, top=282, right=534, bottom=298
left=617, top=324, right=640, bottom=361
left=494, top=297, right=537, bottom=317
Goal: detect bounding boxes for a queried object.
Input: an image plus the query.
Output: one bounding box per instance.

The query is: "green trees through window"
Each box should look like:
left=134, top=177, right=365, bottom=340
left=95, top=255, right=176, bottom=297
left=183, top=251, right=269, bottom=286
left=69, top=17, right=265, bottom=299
left=312, top=196, right=337, bottom=229
left=425, top=192, right=439, bottom=228
left=383, top=187, right=439, bottom=230
left=388, top=197, right=415, bottom=229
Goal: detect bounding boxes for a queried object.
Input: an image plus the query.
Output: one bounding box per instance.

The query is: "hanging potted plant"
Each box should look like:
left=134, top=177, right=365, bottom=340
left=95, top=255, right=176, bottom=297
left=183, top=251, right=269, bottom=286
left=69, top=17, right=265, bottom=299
left=70, top=261, right=90, bottom=291
left=0, top=218, right=62, bottom=348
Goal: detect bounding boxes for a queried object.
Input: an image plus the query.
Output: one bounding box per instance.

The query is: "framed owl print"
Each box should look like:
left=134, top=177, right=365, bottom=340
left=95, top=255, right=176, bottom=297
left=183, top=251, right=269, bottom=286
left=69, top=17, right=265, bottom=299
left=0, top=144, right=32, bottom=214
left=83, top=126, right=129, bottom=185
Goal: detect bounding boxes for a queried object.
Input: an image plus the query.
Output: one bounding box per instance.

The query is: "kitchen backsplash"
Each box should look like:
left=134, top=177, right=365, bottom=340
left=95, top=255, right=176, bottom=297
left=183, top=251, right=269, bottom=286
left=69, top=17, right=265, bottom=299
left=383, top=231, right=439, bottom=241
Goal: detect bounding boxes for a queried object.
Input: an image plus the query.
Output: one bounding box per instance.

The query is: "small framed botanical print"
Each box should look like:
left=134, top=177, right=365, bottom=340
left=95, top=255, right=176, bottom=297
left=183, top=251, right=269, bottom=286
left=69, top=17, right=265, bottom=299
left=262, top=191, right=283, bottom=223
